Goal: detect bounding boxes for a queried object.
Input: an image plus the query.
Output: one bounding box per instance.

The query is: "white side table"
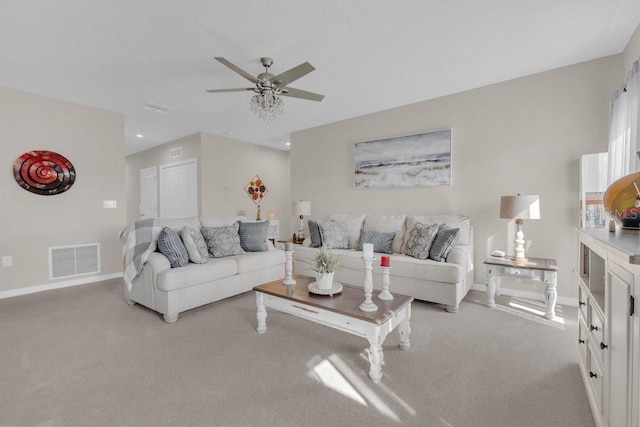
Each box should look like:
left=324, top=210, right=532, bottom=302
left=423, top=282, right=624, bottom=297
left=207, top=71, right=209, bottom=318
left=484, top=256, right=559, bottom=319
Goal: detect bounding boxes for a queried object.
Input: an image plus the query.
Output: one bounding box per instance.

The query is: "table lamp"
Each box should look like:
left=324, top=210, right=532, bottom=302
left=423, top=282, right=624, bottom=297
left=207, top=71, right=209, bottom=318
left=500, top=194, right=540, bottom=261
left=292, top=200, right=311, bottom=243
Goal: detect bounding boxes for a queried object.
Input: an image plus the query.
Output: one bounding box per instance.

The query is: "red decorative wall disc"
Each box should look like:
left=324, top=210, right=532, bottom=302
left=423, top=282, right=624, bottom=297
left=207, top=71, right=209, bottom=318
left=13, top=150, right=76, bottom=195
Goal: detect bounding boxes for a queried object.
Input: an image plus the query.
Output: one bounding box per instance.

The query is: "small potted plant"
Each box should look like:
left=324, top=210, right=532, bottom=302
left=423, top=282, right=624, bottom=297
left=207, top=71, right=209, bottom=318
left=309, top=249, right=341, bottom=290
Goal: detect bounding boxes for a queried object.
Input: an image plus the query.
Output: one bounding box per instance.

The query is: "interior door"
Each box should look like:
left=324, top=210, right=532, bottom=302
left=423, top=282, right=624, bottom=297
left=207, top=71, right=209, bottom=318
left=139, top=166, right=157, bottom=219
left=159, top=158, right=198, bottom=218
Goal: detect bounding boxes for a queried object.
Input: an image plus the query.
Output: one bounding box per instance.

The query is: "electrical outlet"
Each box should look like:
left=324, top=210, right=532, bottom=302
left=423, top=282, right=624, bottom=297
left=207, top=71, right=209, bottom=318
left=2, top=256, right=12, bottom=267
left=103, top=200, right=117, bottom=209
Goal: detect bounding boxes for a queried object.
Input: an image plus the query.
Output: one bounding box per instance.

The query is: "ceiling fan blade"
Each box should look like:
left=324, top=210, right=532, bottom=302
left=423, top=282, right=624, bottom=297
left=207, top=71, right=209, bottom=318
left=214, top=57, right=259, bottom=84
left=271, top=62, right=315, bottom=87
left=206, top=88, right=254, bottom=93
left=281, top=87, right=324, bottom=102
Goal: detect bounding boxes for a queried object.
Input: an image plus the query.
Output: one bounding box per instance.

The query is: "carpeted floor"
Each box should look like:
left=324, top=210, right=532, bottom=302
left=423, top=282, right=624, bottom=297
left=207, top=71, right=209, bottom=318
left=0, top=279, right=594, bottom=426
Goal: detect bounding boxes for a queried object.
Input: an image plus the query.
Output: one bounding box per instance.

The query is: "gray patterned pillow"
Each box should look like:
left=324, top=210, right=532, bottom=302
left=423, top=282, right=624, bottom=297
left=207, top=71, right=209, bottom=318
left=181, top=226, right=209, bottom=264
left=201, top=223, right=245, bottom=258
left=357, top=229, right=395, bottom=254
left=404, top=223, right=439, bottom=260
left=157, top=227, right=189, bottom=268
left=308, top=220, right=323, bottom=248
left=318, top=220, right=349, bottom=249
left=237, top=220, right=269, bottom=252
left=429, top=225, right=460, bottom=262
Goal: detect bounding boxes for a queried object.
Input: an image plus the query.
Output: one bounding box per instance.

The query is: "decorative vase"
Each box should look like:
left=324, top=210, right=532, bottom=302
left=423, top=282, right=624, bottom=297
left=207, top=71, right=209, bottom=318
left=316, top=272, right=335, bottom=290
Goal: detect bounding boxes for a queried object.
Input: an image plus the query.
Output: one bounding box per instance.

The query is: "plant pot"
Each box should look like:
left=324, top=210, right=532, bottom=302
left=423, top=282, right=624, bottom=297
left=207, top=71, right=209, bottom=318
left=316, top=272, right=335, bottom=290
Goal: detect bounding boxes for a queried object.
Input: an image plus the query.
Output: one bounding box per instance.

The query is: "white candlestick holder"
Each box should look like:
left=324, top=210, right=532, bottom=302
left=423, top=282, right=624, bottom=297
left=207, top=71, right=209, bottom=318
left=378, top=266, right=393, bottom=300
left=283, top=249, right=296, bottom=286
left=359, top=256, right=378, bottom=312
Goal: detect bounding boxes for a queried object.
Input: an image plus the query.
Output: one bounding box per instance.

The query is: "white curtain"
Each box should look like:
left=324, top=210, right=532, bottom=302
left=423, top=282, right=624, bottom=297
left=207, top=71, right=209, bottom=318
left=608, top=60, right=640, bottom=184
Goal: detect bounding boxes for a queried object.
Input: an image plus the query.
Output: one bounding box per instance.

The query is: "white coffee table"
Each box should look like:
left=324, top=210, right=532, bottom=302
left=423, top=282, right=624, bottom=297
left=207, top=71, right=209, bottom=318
left=253, top=275, right=413, bottom=383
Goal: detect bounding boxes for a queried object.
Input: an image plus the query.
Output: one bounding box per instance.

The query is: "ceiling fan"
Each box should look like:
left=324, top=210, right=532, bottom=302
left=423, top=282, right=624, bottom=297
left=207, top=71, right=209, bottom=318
left=206, top=56, right=324, bottom=121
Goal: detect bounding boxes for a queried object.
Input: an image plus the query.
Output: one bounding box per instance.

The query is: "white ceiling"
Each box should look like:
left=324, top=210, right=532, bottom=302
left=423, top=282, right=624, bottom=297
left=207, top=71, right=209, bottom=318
left=1, top=1, right=639, bottom=155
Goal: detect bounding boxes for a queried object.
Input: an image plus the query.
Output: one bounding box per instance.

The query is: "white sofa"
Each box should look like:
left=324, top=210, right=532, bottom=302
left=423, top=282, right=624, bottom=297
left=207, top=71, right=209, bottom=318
left=293, top=214, right=474, bottom=313
left=123, top=216, right=285, bottom=323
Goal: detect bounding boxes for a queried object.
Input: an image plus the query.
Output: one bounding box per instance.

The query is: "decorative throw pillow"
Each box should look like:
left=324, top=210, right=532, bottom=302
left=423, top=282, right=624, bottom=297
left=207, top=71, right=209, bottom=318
left=308, top=220, right=323, bottom=248
left=404, top=223, right=439, bottom=260
left=157, top=227, right=189, bottom=268
left=201, top=223, right=245, bottom=258
left=429, top=225, right=460, bottom=262
left=181, top=226, right=209, bottom=264
left=357, top=229, right=396, bottom=254
left=237, top=220, right=269, bottom=252
left=318, top=220, right=349, bottom=249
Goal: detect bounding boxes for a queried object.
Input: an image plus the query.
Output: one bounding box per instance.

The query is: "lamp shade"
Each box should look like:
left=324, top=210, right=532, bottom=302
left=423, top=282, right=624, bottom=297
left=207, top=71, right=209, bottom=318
left=500, top=195, right=540, bottom=219
left=292, top=200, right=311, bottom=216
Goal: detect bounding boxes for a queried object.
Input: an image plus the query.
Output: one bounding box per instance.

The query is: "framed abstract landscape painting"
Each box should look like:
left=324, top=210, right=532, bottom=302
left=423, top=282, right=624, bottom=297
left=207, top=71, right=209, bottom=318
left=354, top=129, right=452, bottom=189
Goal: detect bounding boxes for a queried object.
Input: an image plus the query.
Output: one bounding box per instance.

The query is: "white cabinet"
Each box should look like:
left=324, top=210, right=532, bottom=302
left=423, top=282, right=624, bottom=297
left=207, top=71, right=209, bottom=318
left=577, top=229, right=638, bottom=427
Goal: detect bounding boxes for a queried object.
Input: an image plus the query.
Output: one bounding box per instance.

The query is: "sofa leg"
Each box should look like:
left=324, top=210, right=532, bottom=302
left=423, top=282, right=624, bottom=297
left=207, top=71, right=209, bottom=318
left=163, top=313, right=179, bottom=323
left=125, top=298, right=136, bottom=306
left=445, top=304, right=459, bottom=313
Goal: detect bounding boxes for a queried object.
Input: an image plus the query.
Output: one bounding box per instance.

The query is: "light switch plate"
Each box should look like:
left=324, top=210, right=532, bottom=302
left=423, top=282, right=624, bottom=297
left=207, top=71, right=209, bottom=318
left=103, top=200, right=117, bottom=209
left=2, top=256, right=12, bottom=267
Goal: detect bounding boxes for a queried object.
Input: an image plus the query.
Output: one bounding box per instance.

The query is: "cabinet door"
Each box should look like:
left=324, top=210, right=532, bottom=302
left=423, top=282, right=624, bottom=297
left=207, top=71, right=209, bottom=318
left=607, top=261, right=633, bottom=427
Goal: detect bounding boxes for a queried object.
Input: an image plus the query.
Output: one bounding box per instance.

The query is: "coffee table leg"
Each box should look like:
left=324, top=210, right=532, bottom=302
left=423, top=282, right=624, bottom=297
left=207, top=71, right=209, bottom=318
left=398, top=306, right=411, bottom=350
left=367, top=340, right=384, bottom=383
left=256, top=292, right=267, bottom=334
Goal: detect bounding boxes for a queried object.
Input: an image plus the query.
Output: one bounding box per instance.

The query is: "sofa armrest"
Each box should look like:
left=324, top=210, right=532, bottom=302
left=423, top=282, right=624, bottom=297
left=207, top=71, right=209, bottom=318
left=446, top=244, right=473, bottom=271
left=146, top=252, right=171, bottom=275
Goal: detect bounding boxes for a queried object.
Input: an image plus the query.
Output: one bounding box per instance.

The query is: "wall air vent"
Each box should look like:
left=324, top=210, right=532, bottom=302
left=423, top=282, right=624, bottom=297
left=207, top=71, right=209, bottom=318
left=141, top=102, right=172, bottom=114
left=49, top=243, right=100, bottom=280
left=169, top=147, right=183, bottom=159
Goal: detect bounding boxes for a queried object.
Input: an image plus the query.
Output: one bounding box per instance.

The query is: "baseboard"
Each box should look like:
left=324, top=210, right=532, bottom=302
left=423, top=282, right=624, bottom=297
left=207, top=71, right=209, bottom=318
left=470, top=283, right=578, bottom=307
left=0, top=272, right=123, bottom=300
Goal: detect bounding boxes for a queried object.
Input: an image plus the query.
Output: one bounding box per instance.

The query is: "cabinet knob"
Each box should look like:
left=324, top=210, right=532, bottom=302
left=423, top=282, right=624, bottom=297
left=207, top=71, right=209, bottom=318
left=590, top=325, right=598, bottom=331
left=578, top=339, right=585, bottom=344
left=589, top=371, right=598, bottom=378
left=579, top=301, right=586, bottom=306
left=600, top=342, right=608, bottom=350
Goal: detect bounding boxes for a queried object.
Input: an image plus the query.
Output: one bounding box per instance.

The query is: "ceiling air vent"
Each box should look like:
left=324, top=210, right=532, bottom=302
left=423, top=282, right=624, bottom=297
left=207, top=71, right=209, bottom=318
left=141, top=102, right=172, bottom=114
left=169, top=147, right=183, bottom=159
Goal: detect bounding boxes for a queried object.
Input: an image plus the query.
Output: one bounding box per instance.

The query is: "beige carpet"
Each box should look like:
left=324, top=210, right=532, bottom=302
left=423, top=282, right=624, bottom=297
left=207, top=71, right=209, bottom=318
left=0, top=278, right=594, bottom=426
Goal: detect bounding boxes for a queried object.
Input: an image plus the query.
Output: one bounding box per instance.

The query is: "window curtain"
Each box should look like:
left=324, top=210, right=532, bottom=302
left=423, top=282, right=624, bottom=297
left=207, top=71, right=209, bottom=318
left=608, top=60, right=640, bottom=184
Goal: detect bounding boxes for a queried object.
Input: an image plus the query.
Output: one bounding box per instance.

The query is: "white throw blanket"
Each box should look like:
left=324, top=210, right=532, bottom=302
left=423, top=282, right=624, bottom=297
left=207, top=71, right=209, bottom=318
left=122, top=219, right=162, bottom=291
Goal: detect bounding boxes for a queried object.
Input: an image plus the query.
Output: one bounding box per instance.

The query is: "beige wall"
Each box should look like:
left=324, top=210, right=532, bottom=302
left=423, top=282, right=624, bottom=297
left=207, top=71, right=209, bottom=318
left=0, top=86, right=126, bottom=293
left=290, top=55, right=621, bottom=300
left=623, top=22, right=640, bottom=74
left=126, top=132, right=291, bottom=238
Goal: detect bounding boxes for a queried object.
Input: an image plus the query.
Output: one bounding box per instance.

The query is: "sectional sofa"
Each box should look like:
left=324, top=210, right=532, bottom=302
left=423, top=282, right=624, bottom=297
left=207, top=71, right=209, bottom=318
left=293, top=214, right=474, bottom=313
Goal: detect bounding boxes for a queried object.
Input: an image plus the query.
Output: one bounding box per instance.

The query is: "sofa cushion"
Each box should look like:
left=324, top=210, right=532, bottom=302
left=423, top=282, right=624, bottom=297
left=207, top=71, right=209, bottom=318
left=318, top=220, right=349, bottom=249
left=181, top=226, right=209, bottom=264
left=357, top=229, right=395, bottom=254
left=157, top=227, right=189, bottom=268
left=156, top=257, right=238, bottom=291
left=237, top=221, right=269, bottom=252
left=404, top=222, right=439, bottom=260
left=404, top=215, right=471, bottom=247
left=231, top=250, right=285, bottom=275
left=201, top=223, right=245, bottom=258
left=429, top=225, right=460, bottom=262
left=363, top=215, right=406, bottom=254
left=327, top=214, right=366, bottom=249
left=200, top=215, right=247, bottom=228
left=154, top=217, right=202, bottom=234
left=308, top=220, right=323, bottom=248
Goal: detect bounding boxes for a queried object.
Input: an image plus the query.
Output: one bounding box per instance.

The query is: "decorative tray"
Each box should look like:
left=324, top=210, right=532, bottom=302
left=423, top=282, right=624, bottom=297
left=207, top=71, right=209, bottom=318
left=308, top=281, right=343, bottom=296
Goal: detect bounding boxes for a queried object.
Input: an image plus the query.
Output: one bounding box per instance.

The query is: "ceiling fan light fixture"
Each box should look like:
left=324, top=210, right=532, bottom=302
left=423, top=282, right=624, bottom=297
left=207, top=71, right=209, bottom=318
left=250, top=90, right=284, bottom=122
